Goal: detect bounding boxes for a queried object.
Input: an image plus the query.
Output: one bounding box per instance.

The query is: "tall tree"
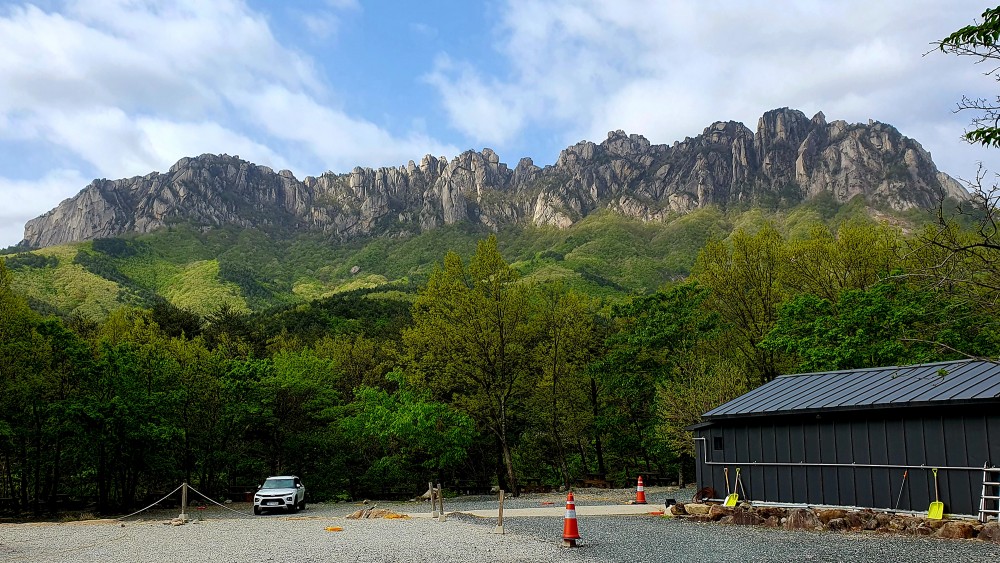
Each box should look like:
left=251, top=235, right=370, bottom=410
left=693, top=224, right=787, bottom=383
left=530, top=282, right=597, bottom=489
left=594, top=281, right=720, bottom=481
left=782, top=220, right=902, bottom=301
left=404, top=235, right=537, bottom=495
left=761, top=281, right=1000, bottom=372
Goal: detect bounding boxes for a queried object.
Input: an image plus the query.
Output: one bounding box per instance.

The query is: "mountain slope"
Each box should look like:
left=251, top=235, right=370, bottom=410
left=21, top=108, right=967, bottom=248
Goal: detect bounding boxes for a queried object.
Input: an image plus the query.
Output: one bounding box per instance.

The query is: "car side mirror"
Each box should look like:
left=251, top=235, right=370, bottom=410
left=296, top=483, right=302, bottom=488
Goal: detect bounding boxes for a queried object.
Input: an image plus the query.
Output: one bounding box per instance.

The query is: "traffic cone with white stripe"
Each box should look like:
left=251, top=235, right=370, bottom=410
left=635, top=476, right=647, bottom=504
left=561, top=491, right=581, bottom=547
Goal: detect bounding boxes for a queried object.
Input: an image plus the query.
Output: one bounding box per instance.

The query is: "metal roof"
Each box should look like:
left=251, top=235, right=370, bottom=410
left=702, top=359, right=1000, bottom=420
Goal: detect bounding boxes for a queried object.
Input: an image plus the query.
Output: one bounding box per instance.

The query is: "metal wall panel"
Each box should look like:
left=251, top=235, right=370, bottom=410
left=787, top=423, right=807, bottom=503
left=851, top=419, right=875, bottom=508
left=693, top=407, right=1000, bottom=516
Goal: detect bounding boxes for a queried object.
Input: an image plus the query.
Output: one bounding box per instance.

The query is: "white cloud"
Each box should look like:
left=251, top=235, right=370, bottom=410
left=231, top=86, right=459, bottom=170
left=429, top=0, right=993, bottom=182
left=0, top=0, right=458, bottom=246
left=425, top=56, right=526, bottom=145
left=0, top=169, right=88, bottom=247
left=134, top=119, right=292, bottom=174
left=410, top=22, right=437, bottom=38
left=299, top=11, right=340, bottom=39
left=296, top=0, right=361, bottom=41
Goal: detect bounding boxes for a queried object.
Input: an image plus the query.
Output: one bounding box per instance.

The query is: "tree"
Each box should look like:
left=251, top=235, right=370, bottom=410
left=591, top=281, right=719, bottom=482
left=693, top=224, right=787, bottom=383
left=938, top=7, right=1000, bottom=148
left=528, top=282, right=597, bottom=489
left=404, top=235, right=537, bottom=495
left=657, top=357, right=747, bottom=469
left=761, top=281, right=998, bottom=372
left=340, top=369, right=475, bottom=497
left=781, top=220, right=902, bottom=302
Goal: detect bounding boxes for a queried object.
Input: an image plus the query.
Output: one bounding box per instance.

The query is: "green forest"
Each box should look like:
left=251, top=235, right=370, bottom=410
left=4, top=205, right=1000, bottom=516
left=2, top=6, right=999, bottom=518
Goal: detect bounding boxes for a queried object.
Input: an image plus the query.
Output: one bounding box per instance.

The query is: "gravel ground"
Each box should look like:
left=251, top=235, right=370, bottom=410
left=2, top=486, right=998, bottom=562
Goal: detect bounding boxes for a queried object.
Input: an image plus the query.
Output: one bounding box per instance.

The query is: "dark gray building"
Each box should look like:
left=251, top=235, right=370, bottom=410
left=692, top=360, right=1000, bottom=519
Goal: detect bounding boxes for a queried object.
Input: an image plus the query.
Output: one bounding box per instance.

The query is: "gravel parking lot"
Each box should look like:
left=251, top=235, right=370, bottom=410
left=2, top=487, right=998, bottom=562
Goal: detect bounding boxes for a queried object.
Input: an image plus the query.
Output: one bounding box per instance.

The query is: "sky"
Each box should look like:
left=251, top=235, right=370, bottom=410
left=0, top=0, right=997, bottom=248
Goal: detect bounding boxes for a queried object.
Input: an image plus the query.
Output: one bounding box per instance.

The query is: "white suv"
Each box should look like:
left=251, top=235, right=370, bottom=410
left=253, top=475, right=305, bottom=515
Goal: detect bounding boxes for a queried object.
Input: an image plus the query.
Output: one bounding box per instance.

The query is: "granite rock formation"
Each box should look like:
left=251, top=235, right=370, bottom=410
left=22, top=108, right=968, bottom=248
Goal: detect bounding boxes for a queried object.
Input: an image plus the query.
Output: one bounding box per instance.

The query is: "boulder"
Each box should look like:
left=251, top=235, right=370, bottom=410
left=685, top=503, right=710, bottom=516
left=826, top=518, right=849, bottom=531
left=762, top=515, right=781, bottom=528
left=936, top=521, right=977, bottom=540
left=843, top=511, right=866, bottom=529
left=927, top=518, right=947, bottom=530
left=874, top=513, right=893, bottom=528
left=816, top=509, right=848, bottom=525
left=708, top=505, right=733, bottom=521
left=861, top=513, right=879, bottom=531
left=670, top=503, right=687, bottom=516
left=755, top=506, right=787, bottom=519
left=886, top=516, right=908, bottom=533
left=978, top=521, right=1000, bottom=543
left=784, top=508, right=822, bottom=531
left=731, top=509, right=764, bottom=526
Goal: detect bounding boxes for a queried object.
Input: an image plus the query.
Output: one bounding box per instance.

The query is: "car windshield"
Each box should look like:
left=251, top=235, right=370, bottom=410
left=262, top=478, right=294, bottom=489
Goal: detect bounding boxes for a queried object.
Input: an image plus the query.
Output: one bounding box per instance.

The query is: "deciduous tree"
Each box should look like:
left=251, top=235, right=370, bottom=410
left=404, top=235, right=537, bottom=494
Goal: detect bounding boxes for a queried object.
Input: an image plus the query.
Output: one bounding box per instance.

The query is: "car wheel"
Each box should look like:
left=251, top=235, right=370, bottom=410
left=299, top=499, right=306, bottom=512
left=253, top=506, right=261, bottom=515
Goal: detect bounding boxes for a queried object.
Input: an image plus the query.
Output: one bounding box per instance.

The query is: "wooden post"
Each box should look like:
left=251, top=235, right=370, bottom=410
left=493, top=489, right=505, bottom=534
left=429, top=481, right=438, bottom=518
left=178, top=482, right=189, bottom=522
left=437, top=483, right=446, bottom=522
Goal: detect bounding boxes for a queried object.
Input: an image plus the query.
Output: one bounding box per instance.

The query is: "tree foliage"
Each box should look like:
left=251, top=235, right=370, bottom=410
left=404, top=235, right=538, bottom=494
left=6, top=210, right=1000, bottom=516
left=938, top=6, right=1000, bottom=148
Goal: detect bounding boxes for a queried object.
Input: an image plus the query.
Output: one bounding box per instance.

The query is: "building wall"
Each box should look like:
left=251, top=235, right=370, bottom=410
left=693, top=406, right=1000, bottom=516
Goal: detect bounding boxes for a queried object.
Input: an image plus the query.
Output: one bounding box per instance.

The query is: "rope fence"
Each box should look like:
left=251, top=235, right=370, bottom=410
left=115, top=482, right=254, bottom=521
left=115, top=483, right=185, bottom=521
left=187, top=483, right=255, bottom=518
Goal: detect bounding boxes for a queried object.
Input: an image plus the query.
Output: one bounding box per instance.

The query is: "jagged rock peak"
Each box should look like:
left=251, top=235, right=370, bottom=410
left=21, top=108, right=969, bottom=248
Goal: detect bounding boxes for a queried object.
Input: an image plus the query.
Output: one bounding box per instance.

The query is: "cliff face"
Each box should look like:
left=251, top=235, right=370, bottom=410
left=22, top=108, right=968, bottom=248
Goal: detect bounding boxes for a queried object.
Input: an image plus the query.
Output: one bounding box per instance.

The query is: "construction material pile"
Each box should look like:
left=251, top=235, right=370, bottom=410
left=345, top=507, right=407, bottom=519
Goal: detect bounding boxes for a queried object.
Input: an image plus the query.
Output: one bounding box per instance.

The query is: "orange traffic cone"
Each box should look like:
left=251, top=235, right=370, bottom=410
left=635, top=476, right=647, bottom=504
left=561, top=491, right=581, bottom=547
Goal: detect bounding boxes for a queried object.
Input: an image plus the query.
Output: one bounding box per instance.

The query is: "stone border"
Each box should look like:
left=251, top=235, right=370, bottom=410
left=670, top=502, right=1000, bottom=542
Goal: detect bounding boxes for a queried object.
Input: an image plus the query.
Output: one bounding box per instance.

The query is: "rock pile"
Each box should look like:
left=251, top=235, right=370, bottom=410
left=669, top=502, right=1000, bottom=542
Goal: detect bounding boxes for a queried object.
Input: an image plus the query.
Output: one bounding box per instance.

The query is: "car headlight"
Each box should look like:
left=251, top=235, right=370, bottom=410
left=254, top=496, right=261, bottom=502
left=286, top=495, right=293, bottom=502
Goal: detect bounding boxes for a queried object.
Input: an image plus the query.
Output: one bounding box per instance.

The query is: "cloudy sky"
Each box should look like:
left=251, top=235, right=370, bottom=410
left=0, top=0, right=996, bottom=248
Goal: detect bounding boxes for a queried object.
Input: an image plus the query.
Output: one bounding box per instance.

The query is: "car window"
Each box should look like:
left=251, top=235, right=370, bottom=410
left=262, top=478, right=294, bottom=489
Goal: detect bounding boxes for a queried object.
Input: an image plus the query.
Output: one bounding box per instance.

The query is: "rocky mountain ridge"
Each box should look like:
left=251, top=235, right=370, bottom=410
left=21, top=108, right=968, bottom=248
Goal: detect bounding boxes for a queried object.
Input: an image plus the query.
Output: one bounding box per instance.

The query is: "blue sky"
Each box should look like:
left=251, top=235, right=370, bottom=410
left=0, top=0, right=996, bottom=248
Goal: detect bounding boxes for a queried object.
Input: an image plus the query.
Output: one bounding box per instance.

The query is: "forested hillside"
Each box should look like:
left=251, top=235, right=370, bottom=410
left=3, top=204, right=998, bottom=516
left=2, top=195, right=930, bottom=319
